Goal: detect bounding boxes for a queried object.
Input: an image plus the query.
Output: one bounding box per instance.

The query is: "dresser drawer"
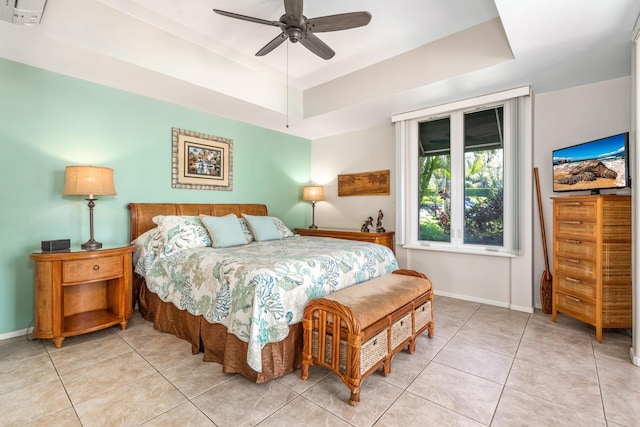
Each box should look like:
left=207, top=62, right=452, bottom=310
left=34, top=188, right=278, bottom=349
left=555, top=274, right=596, bottom=301
left=556, top=220, right=596, bottom=240
left=556, top=239, right=596, bottom=259
left=555, top=200, right=596, bottom=219
left=556, top=291, right=595, bottom=323
left=556, top=257, right=596, bottom=279
left=63, top=256, right=123, bottom=283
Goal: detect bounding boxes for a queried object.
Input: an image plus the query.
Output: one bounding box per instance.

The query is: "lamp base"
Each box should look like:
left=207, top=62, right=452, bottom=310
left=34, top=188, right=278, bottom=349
left=308, top=224, right=318, bottom=229
left=81, top=239, right=103, bottom=251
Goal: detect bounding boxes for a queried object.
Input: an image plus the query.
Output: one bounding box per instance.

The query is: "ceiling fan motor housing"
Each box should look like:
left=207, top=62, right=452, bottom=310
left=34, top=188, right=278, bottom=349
left=281, top=13, right=306, bottom=42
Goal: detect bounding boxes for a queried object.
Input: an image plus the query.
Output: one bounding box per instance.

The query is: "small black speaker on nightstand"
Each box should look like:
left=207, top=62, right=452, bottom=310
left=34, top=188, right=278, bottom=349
left=41, top=239, right=71, bottom=252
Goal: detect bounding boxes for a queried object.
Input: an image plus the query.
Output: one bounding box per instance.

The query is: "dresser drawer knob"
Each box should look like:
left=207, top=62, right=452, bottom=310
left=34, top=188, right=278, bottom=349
left=566, top=239, right=582, bottom=244
left=567, top=259, right=580, bottom=264
left=566, top=295, right=581, bottom=303
left=565, top=277, right=581, bottom=284
left=93, top=264, right=100, bottom=271
left=565, top=221, right=581, bottom=225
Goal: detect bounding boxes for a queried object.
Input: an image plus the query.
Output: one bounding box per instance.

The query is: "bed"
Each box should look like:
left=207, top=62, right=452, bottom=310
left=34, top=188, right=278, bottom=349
left=128, top=203, right=399, bottom=383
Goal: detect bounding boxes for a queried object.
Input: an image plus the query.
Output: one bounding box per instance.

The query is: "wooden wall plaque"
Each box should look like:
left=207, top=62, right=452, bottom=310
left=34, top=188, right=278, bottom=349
left=338, top=169, right=390, bottom=197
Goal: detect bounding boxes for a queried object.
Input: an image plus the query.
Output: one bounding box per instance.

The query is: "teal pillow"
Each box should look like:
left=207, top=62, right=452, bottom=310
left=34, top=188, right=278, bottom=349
left=242, top=214, right=282, bottom=241
left=200, top=214, right=249, bottom=248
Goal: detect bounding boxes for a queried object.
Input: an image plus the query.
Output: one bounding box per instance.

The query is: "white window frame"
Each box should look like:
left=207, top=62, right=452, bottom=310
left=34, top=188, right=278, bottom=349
left=393, top=87, right=530, bottom=257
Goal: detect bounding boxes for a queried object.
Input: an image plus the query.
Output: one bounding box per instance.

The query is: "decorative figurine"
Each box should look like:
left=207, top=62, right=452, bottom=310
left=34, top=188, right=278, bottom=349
left=361, top=216, right=374, bottom=233
left=376, top=210, right=385, bottom=233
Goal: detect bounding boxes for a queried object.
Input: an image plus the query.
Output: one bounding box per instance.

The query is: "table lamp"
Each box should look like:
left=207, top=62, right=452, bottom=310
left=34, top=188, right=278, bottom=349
left=63, top=166, right=117, bottom=250
left=302, top=185, right=324, bottom=229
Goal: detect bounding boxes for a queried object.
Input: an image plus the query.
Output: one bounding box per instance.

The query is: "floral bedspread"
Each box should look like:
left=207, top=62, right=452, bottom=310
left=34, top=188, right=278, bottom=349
left=134, top=235, right=398, bottom=372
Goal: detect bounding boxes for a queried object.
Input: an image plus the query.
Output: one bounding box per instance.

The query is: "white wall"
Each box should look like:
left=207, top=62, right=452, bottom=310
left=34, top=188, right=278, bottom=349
left=310, top=124, right=396, bottom=232
left=312, top=77, right=631, bottom=313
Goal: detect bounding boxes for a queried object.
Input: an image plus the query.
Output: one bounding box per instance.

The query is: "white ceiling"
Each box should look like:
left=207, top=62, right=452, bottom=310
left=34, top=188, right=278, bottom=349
left=1, top=0, right=639, bottom=140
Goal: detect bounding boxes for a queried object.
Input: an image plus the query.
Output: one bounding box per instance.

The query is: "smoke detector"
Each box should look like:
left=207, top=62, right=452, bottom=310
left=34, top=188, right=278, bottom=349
left=1, top=0, right=47, bottom=26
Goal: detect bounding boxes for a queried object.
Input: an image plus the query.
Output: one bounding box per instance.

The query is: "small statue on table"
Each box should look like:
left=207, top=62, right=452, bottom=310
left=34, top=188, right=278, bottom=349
left=361, top=216, right=374, bottom=233
left=376, top=210, right=385, bottom=233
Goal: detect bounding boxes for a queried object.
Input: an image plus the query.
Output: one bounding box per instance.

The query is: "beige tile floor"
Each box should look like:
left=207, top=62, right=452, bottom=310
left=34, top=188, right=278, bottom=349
left=1, top=295, right=639, bottom=426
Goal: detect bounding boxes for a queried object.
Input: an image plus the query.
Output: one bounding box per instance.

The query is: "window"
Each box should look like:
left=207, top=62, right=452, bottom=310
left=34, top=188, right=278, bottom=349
left=393, top=87, right=530, bottom=255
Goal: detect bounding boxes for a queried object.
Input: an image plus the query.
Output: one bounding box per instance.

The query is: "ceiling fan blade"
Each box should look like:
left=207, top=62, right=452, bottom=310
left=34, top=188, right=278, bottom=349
left=299, top=32, right=335, bottom=60
left=256, top=33, right=287, bottom=56
left=308, top=12, right=371, bottom=32
left=283, top=0, right=303, bottom=20
left=213, top=9, right=282, bottom=27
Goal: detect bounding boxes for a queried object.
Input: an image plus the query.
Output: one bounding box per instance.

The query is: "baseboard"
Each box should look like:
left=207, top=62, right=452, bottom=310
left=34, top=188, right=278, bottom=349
left=509, top=303, right=535, bottom=314
left=435, top=290, right=533, bottom=313
left=0, top=328, right=28, bottom=341
left=630, top=346, right=640, bottom=367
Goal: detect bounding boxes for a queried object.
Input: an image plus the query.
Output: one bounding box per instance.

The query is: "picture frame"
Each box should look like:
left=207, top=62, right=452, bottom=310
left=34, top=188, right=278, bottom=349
left=172, top=127, right=233, bottom=191
left=338, top=169, right=390, bottom=196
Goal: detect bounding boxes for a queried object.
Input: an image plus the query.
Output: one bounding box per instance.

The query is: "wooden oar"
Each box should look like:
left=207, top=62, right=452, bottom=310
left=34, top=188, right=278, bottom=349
left=534, top=167, right=552, bottom=314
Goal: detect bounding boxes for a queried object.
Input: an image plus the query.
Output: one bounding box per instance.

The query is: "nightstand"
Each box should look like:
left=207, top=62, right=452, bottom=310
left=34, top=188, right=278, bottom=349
left=30, top=245, right=135, bottom=348
left=294, top=228, right=395, bottom=253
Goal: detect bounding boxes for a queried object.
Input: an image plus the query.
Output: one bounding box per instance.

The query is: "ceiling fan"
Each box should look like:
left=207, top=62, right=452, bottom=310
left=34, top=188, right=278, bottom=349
left=213, top=0, right=371, bottom=60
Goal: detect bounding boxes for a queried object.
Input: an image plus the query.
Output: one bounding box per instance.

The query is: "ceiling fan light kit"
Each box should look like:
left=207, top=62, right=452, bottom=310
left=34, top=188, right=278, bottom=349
left=214, top=0, right=371, bottom=60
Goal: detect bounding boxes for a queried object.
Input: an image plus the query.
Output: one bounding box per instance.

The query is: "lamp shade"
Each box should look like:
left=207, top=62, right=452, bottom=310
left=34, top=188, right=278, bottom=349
left=63, top=166, right=116, bottom=198
left=303, top=186, right=324, bottom=202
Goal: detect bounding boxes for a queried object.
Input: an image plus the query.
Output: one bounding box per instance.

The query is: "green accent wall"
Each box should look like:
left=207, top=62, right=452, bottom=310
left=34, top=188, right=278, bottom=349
left=0, top=58, right=311, bottom=336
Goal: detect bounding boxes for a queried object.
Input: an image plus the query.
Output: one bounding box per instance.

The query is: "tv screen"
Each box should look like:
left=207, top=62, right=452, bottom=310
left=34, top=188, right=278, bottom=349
left=552, top=132, right=629, bottom=193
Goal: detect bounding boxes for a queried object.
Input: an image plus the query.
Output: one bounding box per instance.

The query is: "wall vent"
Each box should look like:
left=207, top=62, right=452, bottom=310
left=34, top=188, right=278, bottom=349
left=1, top=0, right=47, bottom=26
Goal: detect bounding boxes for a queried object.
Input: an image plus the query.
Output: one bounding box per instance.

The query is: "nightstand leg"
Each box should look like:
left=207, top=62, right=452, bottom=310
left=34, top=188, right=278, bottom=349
left=52, top=337, right=64, bottom=348
left=119, top=320, right=129, bottom=330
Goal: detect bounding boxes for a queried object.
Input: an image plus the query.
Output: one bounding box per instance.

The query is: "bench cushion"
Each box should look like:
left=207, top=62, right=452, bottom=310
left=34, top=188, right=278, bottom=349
left=322, top=273, right=432, bottom=330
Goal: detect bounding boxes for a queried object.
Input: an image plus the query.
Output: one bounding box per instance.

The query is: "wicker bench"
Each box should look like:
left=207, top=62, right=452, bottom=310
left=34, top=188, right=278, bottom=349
left=301, top=269, right=434, bottom=405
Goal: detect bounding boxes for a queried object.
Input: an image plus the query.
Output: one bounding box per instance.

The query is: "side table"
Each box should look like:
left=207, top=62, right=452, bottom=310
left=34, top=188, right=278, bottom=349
left=30, top=245, right=134, bottom=348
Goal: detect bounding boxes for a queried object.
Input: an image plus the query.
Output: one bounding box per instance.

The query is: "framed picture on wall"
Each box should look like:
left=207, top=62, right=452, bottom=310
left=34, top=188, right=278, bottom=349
left=338, top=169, right=390, bottom=196
left=172, top=127, right=233, bottom=191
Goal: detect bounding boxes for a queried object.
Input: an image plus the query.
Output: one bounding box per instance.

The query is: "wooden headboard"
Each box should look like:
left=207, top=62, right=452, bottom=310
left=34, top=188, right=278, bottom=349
left=128, top=203, right=269, bottom=242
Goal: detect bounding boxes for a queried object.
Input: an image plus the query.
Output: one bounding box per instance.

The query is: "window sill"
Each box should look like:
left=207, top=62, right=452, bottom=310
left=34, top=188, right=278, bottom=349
left=401, top=243, right=518, bottom=258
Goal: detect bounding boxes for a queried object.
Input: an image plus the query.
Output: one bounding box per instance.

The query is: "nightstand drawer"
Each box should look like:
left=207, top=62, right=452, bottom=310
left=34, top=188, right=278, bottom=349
left=555, top=274, right=596, bottom=301
left=556, top=257, right=596, bottom=279
left=63, top=256, right=123, bottom=283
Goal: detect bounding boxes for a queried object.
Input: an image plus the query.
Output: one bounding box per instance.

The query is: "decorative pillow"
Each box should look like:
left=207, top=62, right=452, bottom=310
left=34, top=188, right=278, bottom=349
left=238, top=218, right=255, bottom=242
left=200, top=214, right=249, bottom=248
left=152, top=215, right=212, bottom=255
left=272, top=217, right=295, bottom=238
left=242, top=214, right=282, bottom=241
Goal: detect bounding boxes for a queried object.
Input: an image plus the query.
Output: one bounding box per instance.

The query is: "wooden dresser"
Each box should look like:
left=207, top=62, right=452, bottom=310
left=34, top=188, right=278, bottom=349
left=551, top=195, right=631, bottom=342
left=294, top=228, right=395, bottom=253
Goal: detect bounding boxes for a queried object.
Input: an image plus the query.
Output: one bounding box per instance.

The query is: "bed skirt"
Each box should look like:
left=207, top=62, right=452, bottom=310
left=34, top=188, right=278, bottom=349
left=138, top=281, right=303, bottom=383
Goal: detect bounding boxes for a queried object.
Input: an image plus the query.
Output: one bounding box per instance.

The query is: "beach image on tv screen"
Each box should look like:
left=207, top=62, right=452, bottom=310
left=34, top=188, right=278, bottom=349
left=552, top=134, right=626, bottom=191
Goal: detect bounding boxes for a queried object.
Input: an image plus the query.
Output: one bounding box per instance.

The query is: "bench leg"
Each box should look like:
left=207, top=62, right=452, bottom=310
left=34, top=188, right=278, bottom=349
left=301, top=362, right=309, bottom=380
left=407, top=337, right=416, bottom=354
left=382, top=357, right=391, bottom=376
left=349, top=389, right=361, bottom=406
left=427, top=321, right=435, bottom=338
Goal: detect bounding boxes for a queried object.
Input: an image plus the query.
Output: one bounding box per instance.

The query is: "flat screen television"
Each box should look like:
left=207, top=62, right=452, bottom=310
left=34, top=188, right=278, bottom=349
left=552, top=132, right=630, bottom=194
